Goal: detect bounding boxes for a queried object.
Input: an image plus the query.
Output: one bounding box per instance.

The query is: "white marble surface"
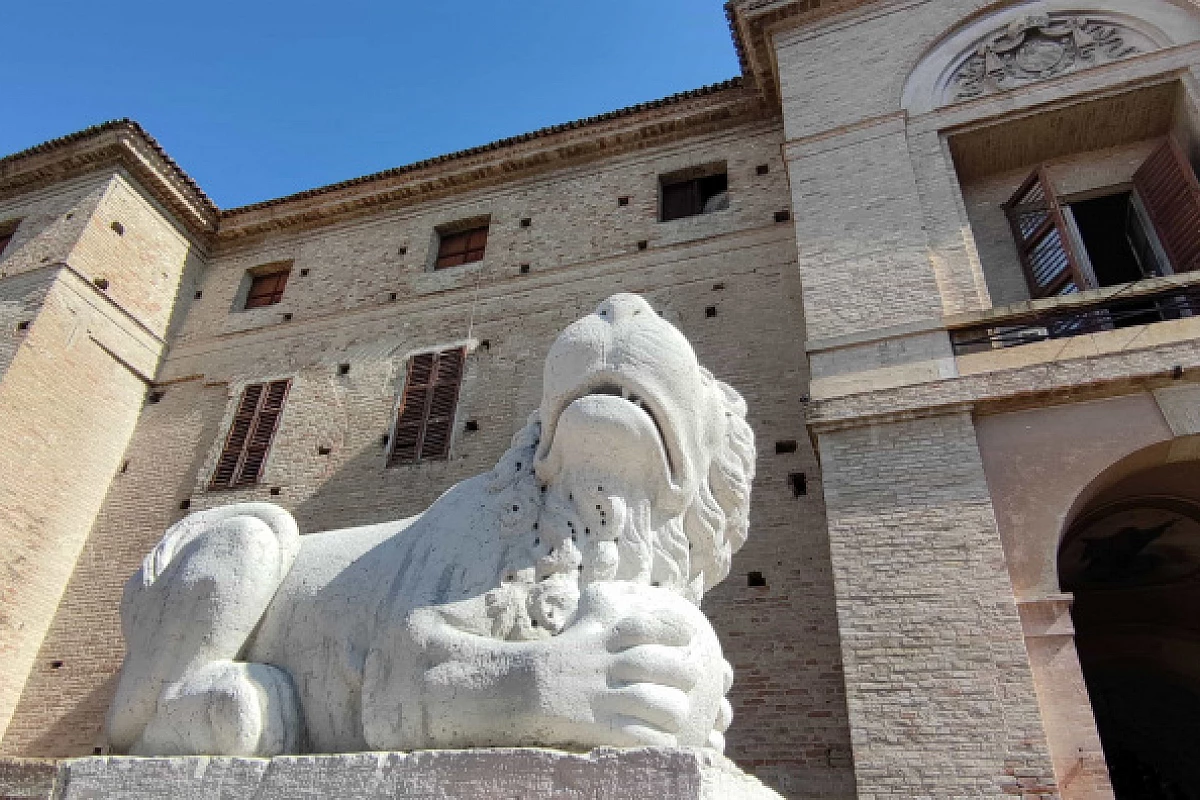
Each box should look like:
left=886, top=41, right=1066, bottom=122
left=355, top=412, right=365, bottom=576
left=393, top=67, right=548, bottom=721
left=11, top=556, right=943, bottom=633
left=107, top=294, right=757, bottom=757
left=55, top=748, right=784, bottom=800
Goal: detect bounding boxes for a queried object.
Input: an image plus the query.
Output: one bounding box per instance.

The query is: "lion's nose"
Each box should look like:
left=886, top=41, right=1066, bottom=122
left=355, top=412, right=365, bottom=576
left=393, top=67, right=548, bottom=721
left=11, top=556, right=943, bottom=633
left=595, top=294, right=655, bottom=325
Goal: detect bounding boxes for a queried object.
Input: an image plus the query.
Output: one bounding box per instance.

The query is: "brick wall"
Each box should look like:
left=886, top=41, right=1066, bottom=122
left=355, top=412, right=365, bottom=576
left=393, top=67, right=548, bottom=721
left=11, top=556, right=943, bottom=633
left=818, top=411, right=1058, bottom=798
left=3, top=123, right=856, bottom=799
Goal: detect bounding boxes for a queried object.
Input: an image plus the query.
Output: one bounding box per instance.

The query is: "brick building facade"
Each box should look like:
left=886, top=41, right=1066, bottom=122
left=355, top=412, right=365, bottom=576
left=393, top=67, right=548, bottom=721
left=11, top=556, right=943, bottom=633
left=1, top=1, right=1199, bottom=797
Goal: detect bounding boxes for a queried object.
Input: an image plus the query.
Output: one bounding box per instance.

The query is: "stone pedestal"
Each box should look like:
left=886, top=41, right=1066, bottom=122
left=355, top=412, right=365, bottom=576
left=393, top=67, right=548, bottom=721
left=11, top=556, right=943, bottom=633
left=3, top=748, right=784, bottom=800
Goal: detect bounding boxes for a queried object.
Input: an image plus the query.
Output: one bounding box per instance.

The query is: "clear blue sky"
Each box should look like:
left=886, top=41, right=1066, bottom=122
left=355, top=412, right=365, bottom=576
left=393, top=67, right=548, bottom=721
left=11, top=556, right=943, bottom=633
left=2, top=2, right=740, bottom=209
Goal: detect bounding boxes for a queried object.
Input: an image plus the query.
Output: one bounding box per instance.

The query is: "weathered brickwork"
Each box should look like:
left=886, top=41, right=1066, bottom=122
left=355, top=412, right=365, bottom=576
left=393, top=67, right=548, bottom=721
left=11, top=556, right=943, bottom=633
left=818, top=412, right=1058, bottom=798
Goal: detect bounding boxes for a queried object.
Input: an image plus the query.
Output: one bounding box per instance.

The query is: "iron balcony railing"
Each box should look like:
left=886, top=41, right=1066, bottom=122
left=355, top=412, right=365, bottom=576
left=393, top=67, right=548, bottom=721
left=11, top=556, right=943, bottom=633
left=950, top=283, right=1200, bottom=355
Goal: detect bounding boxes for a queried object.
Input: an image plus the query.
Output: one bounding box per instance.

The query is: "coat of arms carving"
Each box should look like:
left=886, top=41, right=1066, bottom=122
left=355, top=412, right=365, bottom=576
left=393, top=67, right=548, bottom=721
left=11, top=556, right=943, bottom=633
left=951, top=14, right=1140, bottom=101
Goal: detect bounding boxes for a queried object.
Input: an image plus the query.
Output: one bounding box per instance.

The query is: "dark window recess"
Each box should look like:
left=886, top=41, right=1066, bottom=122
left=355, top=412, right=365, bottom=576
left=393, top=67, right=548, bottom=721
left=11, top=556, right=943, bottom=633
left=637, top=240, right=648, bottom=251
left=179, top=499, right=190, bottom=510
left=618, top=196, right=630, bottom=207
left=774, top=210, right=791, bottom=223
left=16, top=320, right=30, bottom=331
left=520, top=217, right=532, bottom=228
left=338, top=363, right=350, bottom=376
left=245, top=270, right=290, bottom=309
left=705, top=306, right=717, bottom=318
left=210, top=379, right=291, bottom=489
left=789, top=472, right=808, bottom=497
left=465, top=419, right=479, bottom=432
left=661, top=172, right=728, bottom=221
left=756, top=164, right=770, bottom=175
left=388, top=348, right=465, bottom=466
left=520, top=263, right=530, bottom=274
left=194, top=290, right=203, bottom=300
left=747, top=571, right=767, bottom=587
left=775, top=440, right=798, bottom=454
left=435, top=225, right=489, bottom=269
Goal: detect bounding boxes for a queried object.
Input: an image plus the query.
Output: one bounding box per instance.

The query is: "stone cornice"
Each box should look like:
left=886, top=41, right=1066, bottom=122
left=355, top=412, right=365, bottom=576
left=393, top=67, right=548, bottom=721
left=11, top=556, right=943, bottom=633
left=216, top=81, right=767, bottom=242
left=0, top=120, right=218, bottom=239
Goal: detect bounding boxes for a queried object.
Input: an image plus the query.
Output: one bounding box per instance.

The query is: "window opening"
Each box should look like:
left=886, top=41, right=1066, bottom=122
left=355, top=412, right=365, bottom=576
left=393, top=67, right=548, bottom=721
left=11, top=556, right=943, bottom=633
left=245, top=269, right=290, bottom=309
left=388, top=348, right=465, bottom=466
left=210, top=379, right=291, bottom=489
left=660, top=168, right=728, bottom=222
left=435, top=225, right=489, bottom=270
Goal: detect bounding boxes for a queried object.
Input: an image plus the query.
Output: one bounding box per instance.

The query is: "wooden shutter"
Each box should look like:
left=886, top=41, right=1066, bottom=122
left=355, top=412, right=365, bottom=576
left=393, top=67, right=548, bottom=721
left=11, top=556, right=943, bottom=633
left=1004, top=167, right=1090, bottom=298
left=435, top=226, right=489, bottom=269
left=388, top=348, right=465, bottom=466
left=210, top=379, right=291, bottom=489
left=245, top=271, right=290, bottom=308
left=1134, top=137, right=1200, bottom=274
left=662, top=180, right=700, bottom=222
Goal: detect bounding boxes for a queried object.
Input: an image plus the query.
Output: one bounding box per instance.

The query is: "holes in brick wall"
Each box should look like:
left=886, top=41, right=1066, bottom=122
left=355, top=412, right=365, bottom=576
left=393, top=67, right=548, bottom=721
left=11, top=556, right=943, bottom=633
left=637, top=240, right=648, bottom=251
left=398, top=246, right=408, bottom=256
left=110, top=221, right=124, bottom=235
left=269, top=486, right=282, bottom=496
left=756, top=164, right=770, bottom=175
left=789, top=472, right=808, bottom=497
left=338, top=363, right=350, bottom=376
left=147, top=390, right=165, bottom=404
left=712, top=282, right=725, bottom=291
left=194, top=290, right=203, bottom=299
left=520, top=218, right=532, bottom=228
left=774, top=210, right=791, bottom=223
left=120, top=459, right=130, bottom=474
left=282, top=313, right=293, bottom=321
left=389, top=292, right=398, bottom=301
left=92, top=747, right=103, bottom=755
left=480, top=339, right=491, bottom=350
left=618, top=196, right=631, bottom=206
left=299, top=268, right=310, bottom=277
left=179, top=499, right=191, bottom=510
left=464, top=419, right=479, bottom=432
left=520, top=263, right=530, bottom=274
left=775, top=440, right=798, bottom=454
left=705, top=306, right=717, bottom=318
left=50, top=660, right=63, bottom=669
left=747, top=571, right=766, bottom=588
left=16, top=320, right=30, bottom=332
left=318, top=445, right=331, bottom=455
left=93, top=277, right=110, bottom=291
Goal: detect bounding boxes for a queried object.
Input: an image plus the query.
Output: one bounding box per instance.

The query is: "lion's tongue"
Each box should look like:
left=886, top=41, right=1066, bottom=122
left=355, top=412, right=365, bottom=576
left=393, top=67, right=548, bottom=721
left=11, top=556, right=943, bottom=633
left=540, top=395, right=671, bottom=493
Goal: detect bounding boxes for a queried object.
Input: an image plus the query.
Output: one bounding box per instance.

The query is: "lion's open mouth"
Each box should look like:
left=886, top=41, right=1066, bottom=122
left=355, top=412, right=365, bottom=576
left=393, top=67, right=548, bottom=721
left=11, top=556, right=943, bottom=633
left=537, top=375, right=682, bottom=487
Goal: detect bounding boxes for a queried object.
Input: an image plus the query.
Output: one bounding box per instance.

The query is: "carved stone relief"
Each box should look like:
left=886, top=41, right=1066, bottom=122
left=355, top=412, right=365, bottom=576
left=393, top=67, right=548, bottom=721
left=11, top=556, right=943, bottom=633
left=949, top=13, right=1142, bottom=102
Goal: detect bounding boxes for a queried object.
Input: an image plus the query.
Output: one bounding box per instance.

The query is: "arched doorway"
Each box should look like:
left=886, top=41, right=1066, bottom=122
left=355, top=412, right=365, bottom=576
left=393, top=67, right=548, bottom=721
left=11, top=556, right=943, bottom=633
left=1060, top=461, right=1200, bottom=799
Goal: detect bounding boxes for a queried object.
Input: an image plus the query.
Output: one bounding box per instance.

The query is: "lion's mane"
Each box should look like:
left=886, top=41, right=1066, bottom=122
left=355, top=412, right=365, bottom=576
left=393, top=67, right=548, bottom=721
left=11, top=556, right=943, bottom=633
left=480, top=376, right=755, bottom=641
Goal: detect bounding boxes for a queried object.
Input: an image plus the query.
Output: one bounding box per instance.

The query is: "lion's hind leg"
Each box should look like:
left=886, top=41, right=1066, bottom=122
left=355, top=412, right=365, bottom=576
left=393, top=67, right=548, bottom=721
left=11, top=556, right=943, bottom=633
left=106, top=503, right=302, bottom=756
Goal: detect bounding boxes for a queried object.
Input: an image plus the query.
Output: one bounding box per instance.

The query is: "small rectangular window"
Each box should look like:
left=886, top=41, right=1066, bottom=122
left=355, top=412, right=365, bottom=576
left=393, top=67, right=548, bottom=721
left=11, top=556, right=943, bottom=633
left=388, top=348, right=465, bottom=465
left=244, top=268, right=290, bottom=309
left=210, top=380, right=291, bottom=489
left=660, top=164, right=728, bottom=222
left=435, top=224, right=489, bottom=270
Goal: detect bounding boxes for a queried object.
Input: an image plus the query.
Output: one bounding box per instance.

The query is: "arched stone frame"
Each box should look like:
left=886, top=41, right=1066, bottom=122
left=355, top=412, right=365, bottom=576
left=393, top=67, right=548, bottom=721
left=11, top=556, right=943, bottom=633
left=901, top=0, right=1200, bottom=115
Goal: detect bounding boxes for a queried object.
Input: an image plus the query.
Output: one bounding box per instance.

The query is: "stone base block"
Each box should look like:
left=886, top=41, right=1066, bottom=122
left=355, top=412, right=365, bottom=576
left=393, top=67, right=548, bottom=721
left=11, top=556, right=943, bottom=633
left=6, top=748, right=785, bottom=799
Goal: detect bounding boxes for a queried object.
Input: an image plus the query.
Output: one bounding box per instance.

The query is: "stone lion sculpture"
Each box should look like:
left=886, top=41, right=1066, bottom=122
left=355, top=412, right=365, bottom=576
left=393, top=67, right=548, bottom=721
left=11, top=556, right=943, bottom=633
left=106, top=293, right=756, bottom=758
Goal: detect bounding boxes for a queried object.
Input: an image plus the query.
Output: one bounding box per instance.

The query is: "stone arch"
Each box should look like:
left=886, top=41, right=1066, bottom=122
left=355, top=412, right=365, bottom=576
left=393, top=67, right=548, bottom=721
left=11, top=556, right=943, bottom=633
left=901, top=0, right=1200, bottom=114
left=1056, top=446, right=1200, bottom=796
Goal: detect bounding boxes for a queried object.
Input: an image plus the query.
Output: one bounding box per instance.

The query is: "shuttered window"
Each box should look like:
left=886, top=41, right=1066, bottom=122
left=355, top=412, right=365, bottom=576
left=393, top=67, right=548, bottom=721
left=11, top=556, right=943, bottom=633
left=435, top=226, right=488, bottom=270
left=209, top=380, right=291, bottom=489
left=1003, top=167, right=1089, bottom=298
left=244, top=270, right=290, bottom=308
left=1133, top=137, right=1200, bottom=274
left=388, top=348, right=465, bottom=466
